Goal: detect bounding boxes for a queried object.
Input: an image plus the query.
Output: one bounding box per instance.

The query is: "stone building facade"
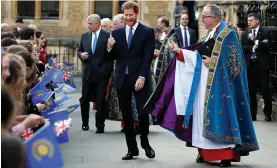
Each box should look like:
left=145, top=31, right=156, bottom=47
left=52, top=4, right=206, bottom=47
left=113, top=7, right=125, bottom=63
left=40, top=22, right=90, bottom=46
left=1, top=0, right=176, bottom=39
left=1, top=1, right=269, bottom=39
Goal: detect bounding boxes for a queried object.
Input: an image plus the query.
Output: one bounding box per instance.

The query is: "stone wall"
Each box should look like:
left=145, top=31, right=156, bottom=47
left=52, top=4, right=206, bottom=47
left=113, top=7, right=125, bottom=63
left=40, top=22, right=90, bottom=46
left=140, top=1, right=175, bottom=28
left=1, top=1, right=175, bottom=39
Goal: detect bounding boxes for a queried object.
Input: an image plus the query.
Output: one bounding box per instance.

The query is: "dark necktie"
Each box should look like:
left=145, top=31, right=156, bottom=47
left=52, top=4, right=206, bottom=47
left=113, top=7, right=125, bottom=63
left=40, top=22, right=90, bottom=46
left=253, top=29, right=256, bottom=39
left=183, top=27, right=188, bottom=47
left=128, top=27, right=133, bottom=48
left=126, top=27, right=133, bottom=74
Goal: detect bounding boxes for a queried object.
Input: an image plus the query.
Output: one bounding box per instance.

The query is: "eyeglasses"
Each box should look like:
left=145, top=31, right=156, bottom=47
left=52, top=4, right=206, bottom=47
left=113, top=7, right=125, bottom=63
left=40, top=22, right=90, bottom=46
left=202, top=15, right=214, bottom=19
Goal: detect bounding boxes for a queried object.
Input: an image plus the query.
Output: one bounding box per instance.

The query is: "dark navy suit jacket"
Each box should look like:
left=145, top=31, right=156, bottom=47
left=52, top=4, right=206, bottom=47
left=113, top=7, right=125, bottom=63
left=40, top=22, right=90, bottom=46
left=110, top=23, right=155, bottom=90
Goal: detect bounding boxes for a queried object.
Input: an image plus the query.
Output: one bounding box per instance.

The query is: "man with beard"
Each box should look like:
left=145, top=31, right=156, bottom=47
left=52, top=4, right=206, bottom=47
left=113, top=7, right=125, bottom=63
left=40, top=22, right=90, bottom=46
left=106, top=13, right=141, bottom=134
left=107, top=0, right=155, bottom=160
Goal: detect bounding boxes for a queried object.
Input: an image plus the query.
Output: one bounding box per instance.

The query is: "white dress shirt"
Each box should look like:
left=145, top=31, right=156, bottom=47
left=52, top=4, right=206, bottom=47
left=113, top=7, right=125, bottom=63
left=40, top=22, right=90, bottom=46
left=91, top=28, right=101, bottom=46
left=125, top=21, right=139, bottom=42
left=180, top=25, right=190, bottom=46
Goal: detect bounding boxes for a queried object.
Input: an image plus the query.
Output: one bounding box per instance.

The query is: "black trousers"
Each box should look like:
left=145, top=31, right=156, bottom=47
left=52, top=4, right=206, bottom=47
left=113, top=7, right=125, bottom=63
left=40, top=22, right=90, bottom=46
left=117, top=75, right=151, bottom=152
left=80, top=75, right=108, bottom=128
left=247, top=60, right=272, bottom=120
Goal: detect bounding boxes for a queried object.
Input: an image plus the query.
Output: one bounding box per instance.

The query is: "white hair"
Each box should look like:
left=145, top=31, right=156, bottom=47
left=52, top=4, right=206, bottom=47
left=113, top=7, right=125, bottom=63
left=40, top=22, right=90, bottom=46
left=113, top=13, right=124, bottom=22
left=1, top=23, right=10, bottom=32
left=87, top=14, right=101, bottom=24
left=101, top=18, right=112, bottom=26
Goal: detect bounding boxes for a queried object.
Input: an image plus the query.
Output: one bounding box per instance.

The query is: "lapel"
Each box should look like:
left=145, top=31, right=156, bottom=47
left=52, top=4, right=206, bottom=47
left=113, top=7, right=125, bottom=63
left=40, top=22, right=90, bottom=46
left=188, top=28, right=193, bottom=43
left=119, top=27, right=128, bottom=50
left=88, top=32, right=92, bottom=54
left=128, top=23, right=142, bottom=51
left=256, top=27, right=262, bottom=39
left=94, top=29, right=104, bottom=55
left=175, top=27, right=183, bottom=47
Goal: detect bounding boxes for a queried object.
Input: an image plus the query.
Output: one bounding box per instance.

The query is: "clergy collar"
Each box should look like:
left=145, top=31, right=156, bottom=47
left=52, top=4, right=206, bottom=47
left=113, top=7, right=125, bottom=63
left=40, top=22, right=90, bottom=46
left=211, top=22, right=221, bottom=32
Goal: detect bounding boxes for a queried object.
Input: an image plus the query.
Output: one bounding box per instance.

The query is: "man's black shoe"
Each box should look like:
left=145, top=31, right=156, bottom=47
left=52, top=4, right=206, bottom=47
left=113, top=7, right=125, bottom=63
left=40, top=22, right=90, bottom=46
left=196, top=154, right=204, bottom=163
left=143, top=146, right=155, bottom=159
left=96, top=127, right=104, bottom=133
left=122, top=150, right=139, bottom=160
left=82, top=124, right=89, bottom=131
left=219, top=160, right=231, bottom=167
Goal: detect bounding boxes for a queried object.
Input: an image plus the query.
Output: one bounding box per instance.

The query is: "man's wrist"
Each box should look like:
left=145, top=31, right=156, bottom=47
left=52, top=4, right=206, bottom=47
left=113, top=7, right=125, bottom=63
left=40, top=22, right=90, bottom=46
left=139, top=76, right=145, bottom=80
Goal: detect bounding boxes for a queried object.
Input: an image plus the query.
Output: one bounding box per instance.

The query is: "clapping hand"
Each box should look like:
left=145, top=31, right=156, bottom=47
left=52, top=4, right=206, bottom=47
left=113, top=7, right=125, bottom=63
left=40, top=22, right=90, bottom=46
left=168, top=40, right=180, bottom=53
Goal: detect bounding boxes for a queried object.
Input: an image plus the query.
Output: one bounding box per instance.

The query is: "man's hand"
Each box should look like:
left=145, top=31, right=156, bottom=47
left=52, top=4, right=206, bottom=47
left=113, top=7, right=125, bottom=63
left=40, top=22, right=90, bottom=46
left=262, top=39, right=268, bottom=43
left=154, top=49, right=160, bottom=57
left=135, top=77, right=145, bottom=91
left=81, top=52, right=89, bottom=60
left=22, top=114, right=45, bottom=128
left=168, top=40, right=180, bottom=53
left=107, top=34, right=116, bottom=49
left=202, top=56, right=211, bottom=68
left=36, top=103, right=46, bottom=112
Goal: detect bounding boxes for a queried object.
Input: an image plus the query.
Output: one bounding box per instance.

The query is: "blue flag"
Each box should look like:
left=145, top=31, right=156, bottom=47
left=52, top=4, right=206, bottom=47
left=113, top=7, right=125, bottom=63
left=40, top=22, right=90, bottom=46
left=47, top=109, right=71, bottom=144
left=68, top=104, right=80, bottom=114
left=62, top=84, right=76, bottom=93
left=48, top=56, right=59, bottom=68
left=63, top=61, right=76, bottom=68
left=24, top=122, right=64, bottom=168
left=54, top=95, right=71, bottom=106
left=29, top=89, right=54, bottom=105
left=55, top=84, right=65, bottom=93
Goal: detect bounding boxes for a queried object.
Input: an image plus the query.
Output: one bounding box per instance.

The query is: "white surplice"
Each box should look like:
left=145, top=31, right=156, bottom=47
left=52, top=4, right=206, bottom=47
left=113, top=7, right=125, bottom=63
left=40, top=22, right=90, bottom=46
left=174, top=49, right=235, bottom=149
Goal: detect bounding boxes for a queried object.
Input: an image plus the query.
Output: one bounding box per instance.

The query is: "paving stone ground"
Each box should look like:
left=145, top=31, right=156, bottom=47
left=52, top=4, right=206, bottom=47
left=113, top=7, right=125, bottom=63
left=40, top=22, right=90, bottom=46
left=61, top=79, right=277, bottom=168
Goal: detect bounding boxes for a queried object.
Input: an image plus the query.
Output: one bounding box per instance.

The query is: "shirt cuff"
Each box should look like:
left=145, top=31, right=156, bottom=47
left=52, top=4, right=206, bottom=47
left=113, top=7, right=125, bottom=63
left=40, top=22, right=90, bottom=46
left=107, top=47, right=112, bottom=52
left=11, top=123, right=26, bottom=136
left=177, top=50, right=184, bottom=62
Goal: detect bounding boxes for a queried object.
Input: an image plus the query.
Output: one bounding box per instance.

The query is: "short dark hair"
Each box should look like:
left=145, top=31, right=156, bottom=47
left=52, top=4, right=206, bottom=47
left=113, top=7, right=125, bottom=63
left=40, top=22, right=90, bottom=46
left=1, top=32, right=14, bottom=39
left=160, top=17, right=170, bottom=27
left=122, top=0, right=139, bottom=14
left=247, top=13, right=260, bottom=21
left=35, top=31, right=42, bottom=39
left=11, top=29, right=20, bottom=39
left=1, top=38, right=18, bottom=48
left=20, top=27, right=35, bottom=40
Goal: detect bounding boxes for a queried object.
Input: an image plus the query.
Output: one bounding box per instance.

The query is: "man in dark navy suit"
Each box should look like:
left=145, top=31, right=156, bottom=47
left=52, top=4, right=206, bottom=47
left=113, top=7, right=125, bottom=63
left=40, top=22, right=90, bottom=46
left=77, top=14, right=113, bottom=133
left=107, top=0, right=155, bottom=160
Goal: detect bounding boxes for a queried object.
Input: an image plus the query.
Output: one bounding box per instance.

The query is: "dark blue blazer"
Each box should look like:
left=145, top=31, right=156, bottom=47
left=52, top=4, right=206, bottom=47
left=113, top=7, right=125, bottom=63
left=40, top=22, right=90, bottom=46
left=77, top=29, right=113, bottom=81
left=111, top=23, right=155, bottom=89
